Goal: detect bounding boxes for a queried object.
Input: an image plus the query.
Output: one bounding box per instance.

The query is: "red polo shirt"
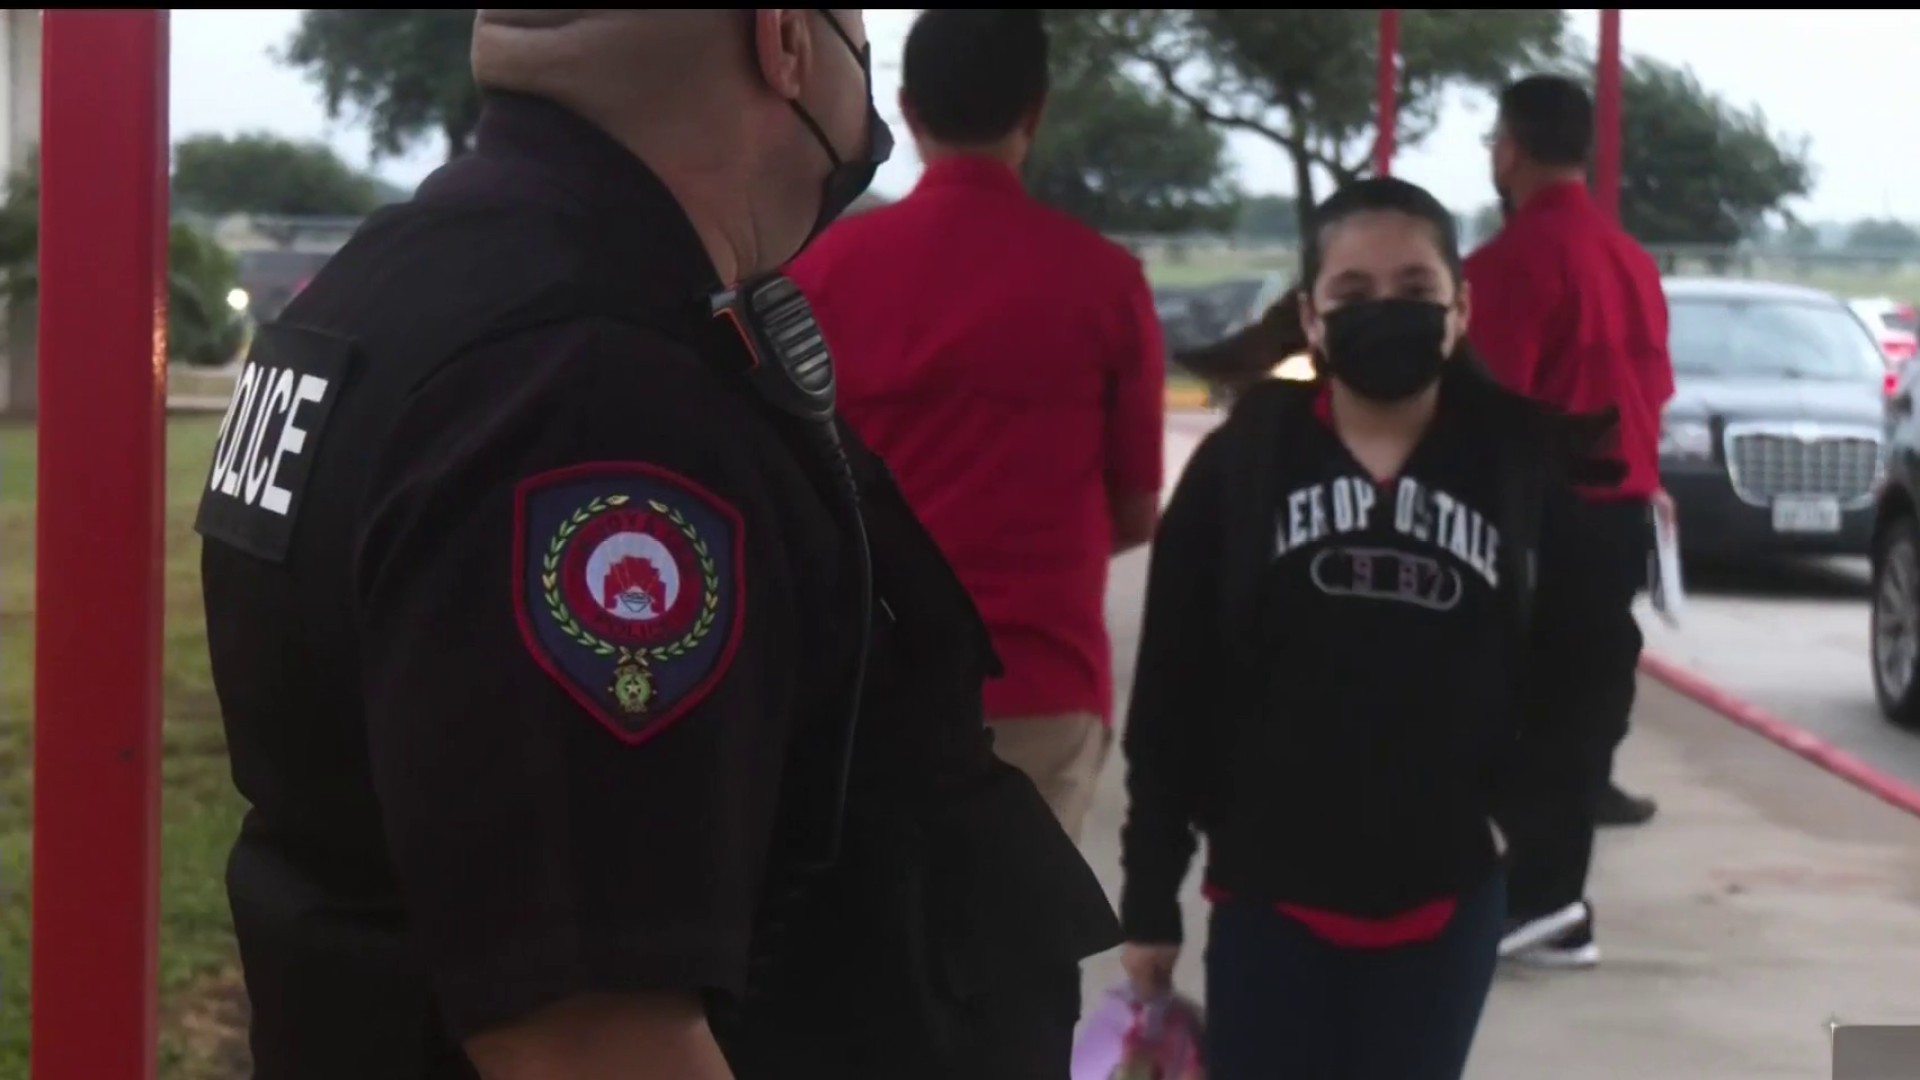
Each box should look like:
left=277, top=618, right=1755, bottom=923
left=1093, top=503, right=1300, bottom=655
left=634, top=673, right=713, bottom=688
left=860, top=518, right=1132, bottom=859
left=1463, top=181, right=1674, bottom=500
left=789, top=157, right=1165, bottom=723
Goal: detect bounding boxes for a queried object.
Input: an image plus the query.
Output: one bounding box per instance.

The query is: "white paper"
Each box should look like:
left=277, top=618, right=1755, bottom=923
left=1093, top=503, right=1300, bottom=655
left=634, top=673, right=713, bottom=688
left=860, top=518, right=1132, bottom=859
left=1648, top=497, right=1685, bottom=627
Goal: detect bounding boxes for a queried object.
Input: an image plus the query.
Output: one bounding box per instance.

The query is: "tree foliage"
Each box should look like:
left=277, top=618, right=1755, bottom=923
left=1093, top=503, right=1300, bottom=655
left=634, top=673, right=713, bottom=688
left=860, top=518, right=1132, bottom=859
left=1059, top=10, right=1565, bottom=237
left=1236, top=195, right=1302, bottom=242
left=0, top=149, right=249, bottom=368
left=1025, top=11, right=1241, bottom=235
left=1617, top=57, right=1812, bottom=246
left=280, top=10, right=480, bottom=163
left=174, top=132, right=386, bottom=217
left=1845, top=217, right=1920, bottom=254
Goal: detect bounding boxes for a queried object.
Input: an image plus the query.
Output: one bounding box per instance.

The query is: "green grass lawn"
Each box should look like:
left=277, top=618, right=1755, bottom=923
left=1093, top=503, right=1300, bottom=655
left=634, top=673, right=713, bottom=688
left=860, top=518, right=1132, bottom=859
left=1, top=415, right=250, bottom=1079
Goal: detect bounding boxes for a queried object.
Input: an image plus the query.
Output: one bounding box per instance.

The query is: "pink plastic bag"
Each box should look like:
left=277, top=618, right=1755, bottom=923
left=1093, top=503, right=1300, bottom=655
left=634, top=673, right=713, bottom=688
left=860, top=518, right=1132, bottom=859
left=1072, top=982, right=1206, bottom=1080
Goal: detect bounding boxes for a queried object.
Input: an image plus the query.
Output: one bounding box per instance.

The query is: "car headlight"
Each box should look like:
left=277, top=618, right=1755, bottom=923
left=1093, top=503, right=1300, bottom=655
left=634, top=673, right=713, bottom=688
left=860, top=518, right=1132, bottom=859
left=1658, top=417, right=1713, bottom=461
left=1271, top=352, right=1316, bottom=382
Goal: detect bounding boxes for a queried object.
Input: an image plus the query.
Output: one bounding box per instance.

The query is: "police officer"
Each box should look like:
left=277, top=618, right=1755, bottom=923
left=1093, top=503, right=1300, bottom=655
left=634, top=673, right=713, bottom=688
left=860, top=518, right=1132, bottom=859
left=194, top=10, right=1117, bottom=1079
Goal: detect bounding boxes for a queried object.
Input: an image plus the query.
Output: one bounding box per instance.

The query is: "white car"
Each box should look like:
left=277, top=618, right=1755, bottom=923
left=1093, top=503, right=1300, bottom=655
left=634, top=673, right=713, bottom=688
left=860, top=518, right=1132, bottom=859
left=1848, top=296, right=1918, bottom=367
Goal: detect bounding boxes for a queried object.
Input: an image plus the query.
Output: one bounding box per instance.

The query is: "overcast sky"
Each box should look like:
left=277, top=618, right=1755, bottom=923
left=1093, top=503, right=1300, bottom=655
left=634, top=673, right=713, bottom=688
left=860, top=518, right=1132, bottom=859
left=170, top=9, right=1920, bottom=222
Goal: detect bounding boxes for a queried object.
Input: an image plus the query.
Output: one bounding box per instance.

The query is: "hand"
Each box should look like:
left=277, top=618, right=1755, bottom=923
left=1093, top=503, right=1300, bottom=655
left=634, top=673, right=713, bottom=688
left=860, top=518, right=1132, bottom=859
left=1120, top=942, right=1180, bottom=1000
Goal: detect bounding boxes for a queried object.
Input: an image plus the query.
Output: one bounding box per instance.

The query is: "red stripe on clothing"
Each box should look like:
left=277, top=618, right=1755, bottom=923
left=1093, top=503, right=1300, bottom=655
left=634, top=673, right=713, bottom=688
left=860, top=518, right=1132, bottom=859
left=1205, top=880, right=1459, bottom=949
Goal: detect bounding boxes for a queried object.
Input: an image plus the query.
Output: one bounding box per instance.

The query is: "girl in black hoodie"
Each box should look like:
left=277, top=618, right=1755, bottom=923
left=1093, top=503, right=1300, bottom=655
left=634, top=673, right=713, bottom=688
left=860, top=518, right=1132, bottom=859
left=1117, top=176, right=1632, bottom=1079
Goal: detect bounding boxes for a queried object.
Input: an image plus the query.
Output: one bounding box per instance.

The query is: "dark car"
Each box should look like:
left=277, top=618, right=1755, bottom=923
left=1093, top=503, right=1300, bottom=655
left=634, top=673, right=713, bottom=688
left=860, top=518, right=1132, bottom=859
left=1658, top=278, right=1888, bottom=559
left=1867, top=338, right=1920, bottom=726
left=1153, top=287, right=1213, bottom=355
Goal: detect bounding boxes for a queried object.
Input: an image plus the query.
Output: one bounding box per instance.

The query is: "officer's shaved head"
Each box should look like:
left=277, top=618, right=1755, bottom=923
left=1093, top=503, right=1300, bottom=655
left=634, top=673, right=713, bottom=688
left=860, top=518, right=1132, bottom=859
left=470, top=9, right=876, bottom=279
left=472, top=10, right=745, bottom=107
left=474, top=9, right=589, bottom=31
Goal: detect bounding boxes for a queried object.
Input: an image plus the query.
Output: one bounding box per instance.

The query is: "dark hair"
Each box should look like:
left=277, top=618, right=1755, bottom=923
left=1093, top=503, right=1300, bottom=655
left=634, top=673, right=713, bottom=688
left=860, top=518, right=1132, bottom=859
left=1498, top=74, right=1593, bottom=168
left=902, top=10, right=1049, bottom=145
left=1300, top=176, right=1464, bottom=291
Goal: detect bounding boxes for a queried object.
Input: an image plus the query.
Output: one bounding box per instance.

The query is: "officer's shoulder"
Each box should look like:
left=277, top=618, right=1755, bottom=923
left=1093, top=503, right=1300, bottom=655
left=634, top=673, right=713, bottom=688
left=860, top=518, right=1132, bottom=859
left=465, top=312, right=744, bottom=413
left=403, top=312, right=768, bottom=479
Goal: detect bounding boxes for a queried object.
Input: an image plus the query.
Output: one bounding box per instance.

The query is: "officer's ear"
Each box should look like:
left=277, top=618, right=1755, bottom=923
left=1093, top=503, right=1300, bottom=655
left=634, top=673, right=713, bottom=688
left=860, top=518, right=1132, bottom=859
left=751, top=9, right=811, bottom=101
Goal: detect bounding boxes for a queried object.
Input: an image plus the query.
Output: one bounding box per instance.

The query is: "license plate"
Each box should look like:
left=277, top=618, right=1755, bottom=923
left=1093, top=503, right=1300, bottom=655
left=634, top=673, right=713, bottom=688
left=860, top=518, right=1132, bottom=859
left=1771, top=496, right=1842, bottom=534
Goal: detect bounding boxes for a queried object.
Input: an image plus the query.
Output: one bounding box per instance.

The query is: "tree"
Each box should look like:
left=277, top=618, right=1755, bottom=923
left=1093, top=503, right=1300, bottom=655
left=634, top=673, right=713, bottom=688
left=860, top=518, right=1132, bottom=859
left=1026, top=12, right=1240, bottom=234
left=1236, top=195, right=1301, bottom=243
left=1061, top=10, right=1565, bottom=239
left=1782, top=220, right=1823, bottom=250
left=1845, top=218, right=1920, bottom=254
left=280, top=10, right=480, bottom=163
left=174, top=132, right=386, bottom=217
left=1617, top=57, right=1812, bottom=247
left=0, top=148, right=249, bottom=368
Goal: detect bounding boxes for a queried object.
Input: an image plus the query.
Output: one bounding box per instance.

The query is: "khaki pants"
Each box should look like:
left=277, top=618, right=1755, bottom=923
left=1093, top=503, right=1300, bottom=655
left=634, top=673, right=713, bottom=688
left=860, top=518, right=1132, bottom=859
left=988, top=712, right=1111, bottom=844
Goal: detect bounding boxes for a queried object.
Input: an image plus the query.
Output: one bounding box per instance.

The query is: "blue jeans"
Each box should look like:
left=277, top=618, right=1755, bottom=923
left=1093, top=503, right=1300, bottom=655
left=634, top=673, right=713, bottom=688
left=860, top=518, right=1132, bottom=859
left=1204, top=872, right=1505, bottom=1080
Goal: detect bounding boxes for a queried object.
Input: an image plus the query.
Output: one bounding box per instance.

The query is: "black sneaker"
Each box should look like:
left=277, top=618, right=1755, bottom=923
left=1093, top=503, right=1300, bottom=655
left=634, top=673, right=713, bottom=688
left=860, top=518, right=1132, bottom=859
left=1506, top=904, right=1602, bottom=969
left=1596, top=783, right=1658, bottom=828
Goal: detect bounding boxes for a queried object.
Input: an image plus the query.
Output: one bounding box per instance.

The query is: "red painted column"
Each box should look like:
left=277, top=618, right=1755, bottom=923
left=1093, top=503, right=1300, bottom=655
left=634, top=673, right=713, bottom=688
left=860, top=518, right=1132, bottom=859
left=1374, top=8, right=1400, bottom=176
left=31, top=11, right=170, bottom=1080
left=1594, top=8, right=1623, bottom=222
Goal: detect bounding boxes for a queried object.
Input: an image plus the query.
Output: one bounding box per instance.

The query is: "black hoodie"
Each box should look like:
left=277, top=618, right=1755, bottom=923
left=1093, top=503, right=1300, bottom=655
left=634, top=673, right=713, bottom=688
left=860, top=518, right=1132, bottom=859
left=1118, top=363, right=1632, bottom=943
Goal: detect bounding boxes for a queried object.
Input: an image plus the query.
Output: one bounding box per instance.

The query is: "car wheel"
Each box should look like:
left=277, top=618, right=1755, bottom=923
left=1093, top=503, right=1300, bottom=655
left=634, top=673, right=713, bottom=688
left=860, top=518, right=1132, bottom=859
left=1871, top=516, right=1920, bottom=729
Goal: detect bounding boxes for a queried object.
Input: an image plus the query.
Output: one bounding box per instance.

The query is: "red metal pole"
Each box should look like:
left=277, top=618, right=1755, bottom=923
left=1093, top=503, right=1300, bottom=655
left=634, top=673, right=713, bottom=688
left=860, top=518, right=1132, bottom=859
left=1594, top=8, right=1623, bottom=222
left=1374, top=8, right=1400, bottom=176
left=31, top=11, right=169, bottom=1080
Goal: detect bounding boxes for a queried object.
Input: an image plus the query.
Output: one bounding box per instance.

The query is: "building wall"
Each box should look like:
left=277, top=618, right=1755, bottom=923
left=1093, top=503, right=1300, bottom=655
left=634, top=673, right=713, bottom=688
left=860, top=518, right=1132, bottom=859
left=0, top=10, right=41, bottom=416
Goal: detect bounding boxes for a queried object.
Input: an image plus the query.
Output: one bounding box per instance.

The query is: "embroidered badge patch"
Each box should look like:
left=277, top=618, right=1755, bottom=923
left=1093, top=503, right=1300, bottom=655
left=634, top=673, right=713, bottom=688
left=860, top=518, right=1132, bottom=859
left=514, top=463, right=745, bottom=744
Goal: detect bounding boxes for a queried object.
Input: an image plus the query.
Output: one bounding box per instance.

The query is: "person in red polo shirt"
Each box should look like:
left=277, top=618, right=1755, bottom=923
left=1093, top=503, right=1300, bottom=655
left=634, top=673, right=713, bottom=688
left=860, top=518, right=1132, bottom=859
left=788, top=10, right=1165, bottom=843
left=1466, top=74, right=1676, bottom=970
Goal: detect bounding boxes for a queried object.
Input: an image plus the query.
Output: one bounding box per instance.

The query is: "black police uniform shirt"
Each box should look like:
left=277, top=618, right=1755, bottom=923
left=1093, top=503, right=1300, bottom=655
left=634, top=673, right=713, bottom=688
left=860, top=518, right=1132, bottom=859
left=194, top=93, right=1113, bottom=1079
left=1117, top=368, right=1630, bottom=943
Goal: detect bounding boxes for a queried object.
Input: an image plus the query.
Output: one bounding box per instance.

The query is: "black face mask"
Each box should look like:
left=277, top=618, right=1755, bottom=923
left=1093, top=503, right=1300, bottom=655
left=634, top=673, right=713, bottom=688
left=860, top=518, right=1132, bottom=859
left=1318, top=298, right=1453, bottom=403
left=789, top=10, right=895, bottom=258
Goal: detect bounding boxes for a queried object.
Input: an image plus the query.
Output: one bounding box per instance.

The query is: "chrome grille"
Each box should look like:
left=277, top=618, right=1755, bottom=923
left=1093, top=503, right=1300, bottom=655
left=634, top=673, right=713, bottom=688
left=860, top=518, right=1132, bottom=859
left=1726, top=430, right=1882, bottom=505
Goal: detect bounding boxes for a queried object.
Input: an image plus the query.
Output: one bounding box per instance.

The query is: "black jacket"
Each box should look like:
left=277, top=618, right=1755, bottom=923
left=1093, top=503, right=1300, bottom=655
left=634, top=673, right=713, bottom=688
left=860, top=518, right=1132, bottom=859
left=198, top=94, right=1115, bottom=1080
left=1118, top=365, right=1630, bottom=942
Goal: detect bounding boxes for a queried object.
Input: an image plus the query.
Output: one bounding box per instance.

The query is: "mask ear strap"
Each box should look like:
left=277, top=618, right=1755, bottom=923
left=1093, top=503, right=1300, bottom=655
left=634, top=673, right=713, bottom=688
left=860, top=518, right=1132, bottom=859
left=788, top=11, right=868, bottom=169
left=789, top=101, right=846, bottom=169
left=816, top=8, right=862, bottom=59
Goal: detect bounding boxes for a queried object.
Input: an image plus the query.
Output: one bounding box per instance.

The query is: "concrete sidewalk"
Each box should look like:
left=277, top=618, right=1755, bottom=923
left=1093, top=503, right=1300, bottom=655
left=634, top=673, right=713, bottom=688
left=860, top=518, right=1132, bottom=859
left=1073, top=675, right=1920, bottom=1079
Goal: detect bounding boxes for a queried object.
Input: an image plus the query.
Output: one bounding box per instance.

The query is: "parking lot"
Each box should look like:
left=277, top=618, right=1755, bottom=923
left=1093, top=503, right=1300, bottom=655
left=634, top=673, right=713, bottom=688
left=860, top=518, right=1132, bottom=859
left=1638, top=556, right=1920, bottom=791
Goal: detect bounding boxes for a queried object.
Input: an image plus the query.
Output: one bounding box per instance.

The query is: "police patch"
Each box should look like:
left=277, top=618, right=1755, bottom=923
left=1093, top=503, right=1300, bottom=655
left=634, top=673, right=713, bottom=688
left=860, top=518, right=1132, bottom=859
left=513, top=464, right=745, bottom=744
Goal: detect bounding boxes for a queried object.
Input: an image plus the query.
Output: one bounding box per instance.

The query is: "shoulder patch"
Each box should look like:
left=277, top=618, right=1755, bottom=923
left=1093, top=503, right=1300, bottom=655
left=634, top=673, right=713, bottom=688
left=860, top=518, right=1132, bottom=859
left=513, top=463, right=746, bottom=745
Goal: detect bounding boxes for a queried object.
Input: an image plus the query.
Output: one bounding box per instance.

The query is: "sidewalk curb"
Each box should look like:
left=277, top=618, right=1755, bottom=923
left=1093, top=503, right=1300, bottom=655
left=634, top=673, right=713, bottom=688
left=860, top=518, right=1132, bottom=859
left=1639, top=650, right=1920, bottom=821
